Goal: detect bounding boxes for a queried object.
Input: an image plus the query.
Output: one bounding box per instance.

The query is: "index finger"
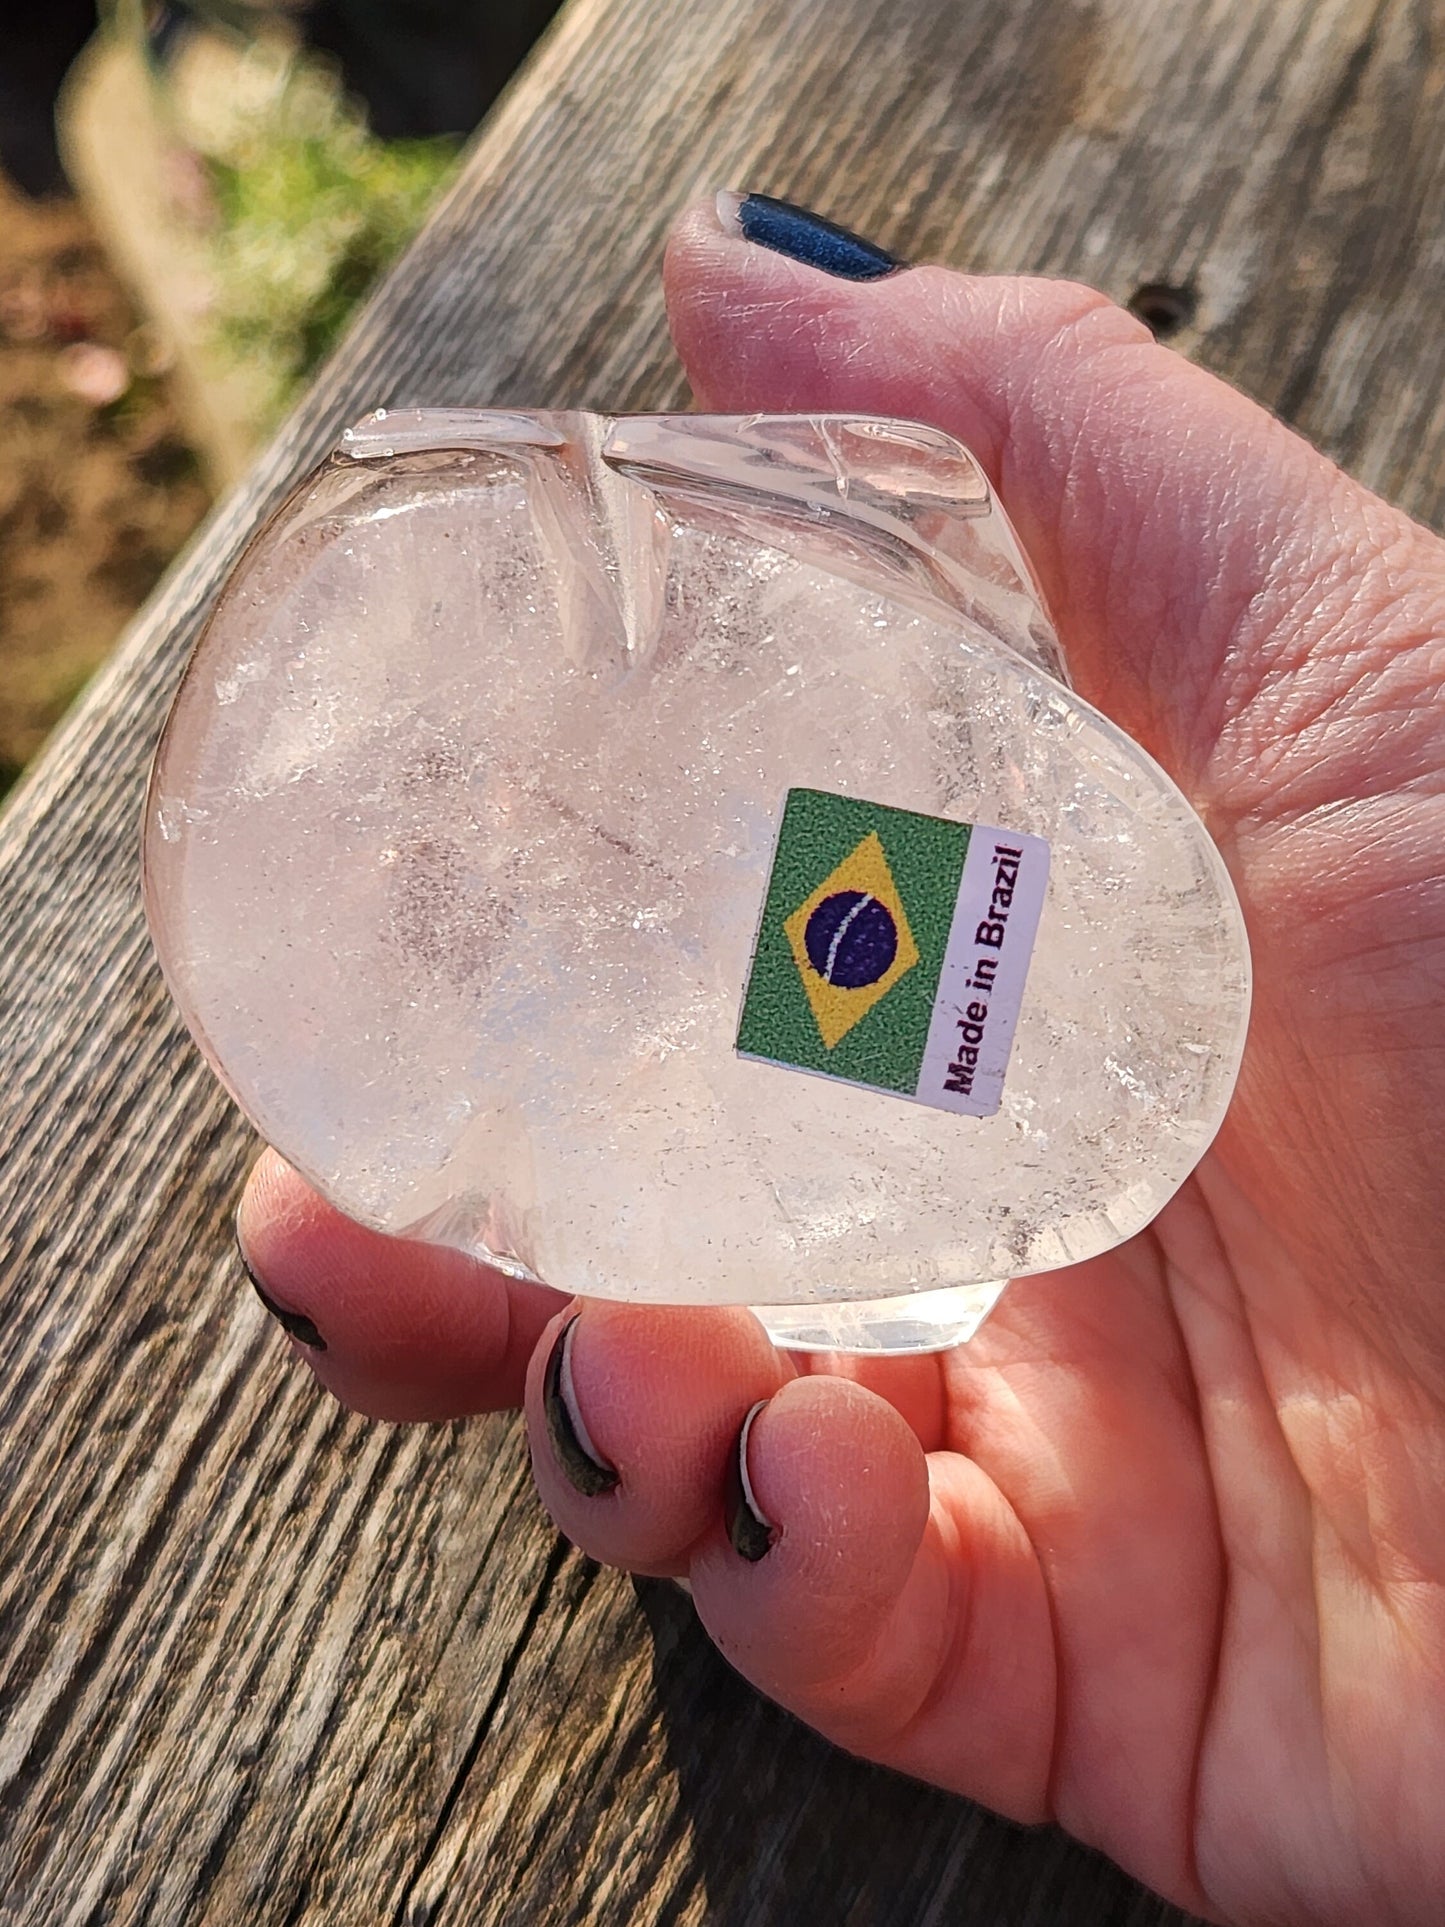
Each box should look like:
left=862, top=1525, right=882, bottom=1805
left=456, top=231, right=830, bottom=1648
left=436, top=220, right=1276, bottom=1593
left=237, top=1149, right=570, bottom=1421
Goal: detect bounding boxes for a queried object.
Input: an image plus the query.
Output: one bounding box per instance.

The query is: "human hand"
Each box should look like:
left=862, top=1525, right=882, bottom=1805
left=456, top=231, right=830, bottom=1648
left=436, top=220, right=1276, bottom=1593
left=237, top=196, right=1445, bottom=1925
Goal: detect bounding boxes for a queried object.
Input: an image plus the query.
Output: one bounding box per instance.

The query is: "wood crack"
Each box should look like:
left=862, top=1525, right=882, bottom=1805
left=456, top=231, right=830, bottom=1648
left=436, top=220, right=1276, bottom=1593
left=388, top=1535, right=578, bottom=1927
left=1273, top=0, right=1400, bottom=426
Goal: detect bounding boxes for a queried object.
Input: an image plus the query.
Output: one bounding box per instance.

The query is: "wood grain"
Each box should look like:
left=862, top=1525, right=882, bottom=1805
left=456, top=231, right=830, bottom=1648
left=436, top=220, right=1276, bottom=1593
left=2, top=0, right=1442, bottom=1920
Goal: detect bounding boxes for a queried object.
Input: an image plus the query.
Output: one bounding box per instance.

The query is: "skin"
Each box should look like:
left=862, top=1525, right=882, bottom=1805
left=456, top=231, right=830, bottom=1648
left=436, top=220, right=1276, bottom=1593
left=237, top=201, right=1445, bottom=1925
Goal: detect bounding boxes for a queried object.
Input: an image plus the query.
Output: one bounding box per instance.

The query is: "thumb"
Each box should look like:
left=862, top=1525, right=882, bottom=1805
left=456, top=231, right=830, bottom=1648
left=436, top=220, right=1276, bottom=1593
left=662, top=196, right=1437, bottom=826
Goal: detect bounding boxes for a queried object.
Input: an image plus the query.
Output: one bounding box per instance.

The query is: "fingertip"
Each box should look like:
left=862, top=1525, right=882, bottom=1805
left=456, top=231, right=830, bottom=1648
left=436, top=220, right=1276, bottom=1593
left=663, top=190, right=1140, bottom=457
left=687, top=1385, right=1056, bottom=1818
left=525, top=1302, right=788, bottom=1575
left=237, top=1144, right=313, bottom=1246
left=236, top=1151, right=566, bottom=1421
left=664, top=192, right=736, bottom=272
left=691, top=1375, right=931, bottom=1695
left=745, top=1375, right=931, bottom=1561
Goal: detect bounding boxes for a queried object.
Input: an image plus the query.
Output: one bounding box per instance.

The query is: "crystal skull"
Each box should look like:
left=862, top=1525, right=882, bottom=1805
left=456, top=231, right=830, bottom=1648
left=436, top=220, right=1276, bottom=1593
left=143, top=410, right=1251, bottom=1352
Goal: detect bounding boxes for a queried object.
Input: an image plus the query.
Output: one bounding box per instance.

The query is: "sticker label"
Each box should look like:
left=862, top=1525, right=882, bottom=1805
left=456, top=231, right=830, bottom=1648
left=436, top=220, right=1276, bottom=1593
left=735, top=788, right=1048, bottom=1118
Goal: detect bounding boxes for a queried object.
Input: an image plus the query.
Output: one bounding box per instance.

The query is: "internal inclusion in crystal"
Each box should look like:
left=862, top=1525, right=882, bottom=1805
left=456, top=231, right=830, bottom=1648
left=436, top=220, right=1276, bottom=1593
left=143, top=409, right=1251, bottom=1345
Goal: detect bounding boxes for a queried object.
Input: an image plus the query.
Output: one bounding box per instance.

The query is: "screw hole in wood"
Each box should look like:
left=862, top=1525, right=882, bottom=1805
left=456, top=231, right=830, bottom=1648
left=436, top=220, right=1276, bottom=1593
left=1127, top=282, right=1197, bottom=339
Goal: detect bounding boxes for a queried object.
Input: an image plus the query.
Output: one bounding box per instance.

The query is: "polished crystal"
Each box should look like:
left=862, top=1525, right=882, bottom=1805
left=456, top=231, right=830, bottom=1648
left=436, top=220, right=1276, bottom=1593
left=143, top=410, right=1251, bottom=1351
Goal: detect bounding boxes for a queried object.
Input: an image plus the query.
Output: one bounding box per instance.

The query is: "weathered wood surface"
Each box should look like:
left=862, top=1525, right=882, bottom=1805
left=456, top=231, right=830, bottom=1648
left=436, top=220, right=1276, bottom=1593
left=2, top=0, right=1443, bottom=1919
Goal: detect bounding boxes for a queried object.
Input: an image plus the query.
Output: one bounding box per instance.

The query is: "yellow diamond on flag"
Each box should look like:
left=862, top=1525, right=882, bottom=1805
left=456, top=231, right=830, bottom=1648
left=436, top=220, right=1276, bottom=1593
left=782, top=831, right=920, bottom=1049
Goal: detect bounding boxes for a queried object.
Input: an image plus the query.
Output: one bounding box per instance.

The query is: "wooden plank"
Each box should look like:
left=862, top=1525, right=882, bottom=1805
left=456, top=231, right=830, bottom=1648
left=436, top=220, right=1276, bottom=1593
left=1, top=0, right=1442, bottom=1920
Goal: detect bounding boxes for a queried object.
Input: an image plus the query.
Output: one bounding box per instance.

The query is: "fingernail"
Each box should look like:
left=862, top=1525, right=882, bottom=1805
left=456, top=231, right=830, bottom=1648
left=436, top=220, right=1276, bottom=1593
left=542, top=1313, right=619, bottom=1497
left=726, top=1399, right=777, bottom=1561
left=237, top=1240, right=328, bottom=1352
left=716, top=189, right=905, bottom=281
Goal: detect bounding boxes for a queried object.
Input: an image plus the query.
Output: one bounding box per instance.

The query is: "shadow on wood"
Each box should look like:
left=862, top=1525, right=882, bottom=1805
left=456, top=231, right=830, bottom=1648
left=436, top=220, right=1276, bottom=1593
left=631, top=1577, right=1199, bottom=1927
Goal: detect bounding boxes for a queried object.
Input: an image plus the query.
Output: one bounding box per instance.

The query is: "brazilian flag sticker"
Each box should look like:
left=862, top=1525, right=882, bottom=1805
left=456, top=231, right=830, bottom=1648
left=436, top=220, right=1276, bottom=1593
left=736, top=788, right=1049, bottom=1118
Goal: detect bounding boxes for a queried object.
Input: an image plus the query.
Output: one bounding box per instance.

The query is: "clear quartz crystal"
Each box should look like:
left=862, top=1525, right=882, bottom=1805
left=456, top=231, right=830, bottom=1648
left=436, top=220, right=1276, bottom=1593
left=143, top=409, right=1250, bottom=1353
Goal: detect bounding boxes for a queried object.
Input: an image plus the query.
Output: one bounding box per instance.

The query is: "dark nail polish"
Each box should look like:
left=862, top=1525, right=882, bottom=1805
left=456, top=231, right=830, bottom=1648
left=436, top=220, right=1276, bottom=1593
left=730, top=192, right=904, bottom=282
left=726, top=1399, right=776, bottom=1562
left=542, top=1313, right=619, bottom=1497
left=238, top=1248, right=328, bottom=1351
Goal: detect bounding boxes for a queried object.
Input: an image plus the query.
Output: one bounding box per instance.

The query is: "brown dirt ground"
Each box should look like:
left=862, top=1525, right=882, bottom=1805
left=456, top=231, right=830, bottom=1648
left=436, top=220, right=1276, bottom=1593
left=0, top=167, right=210, bottom=796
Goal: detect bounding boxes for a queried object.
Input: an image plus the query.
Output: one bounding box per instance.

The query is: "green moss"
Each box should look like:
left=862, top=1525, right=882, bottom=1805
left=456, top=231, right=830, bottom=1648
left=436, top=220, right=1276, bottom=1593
left=197, top=56, right=459, bottom=426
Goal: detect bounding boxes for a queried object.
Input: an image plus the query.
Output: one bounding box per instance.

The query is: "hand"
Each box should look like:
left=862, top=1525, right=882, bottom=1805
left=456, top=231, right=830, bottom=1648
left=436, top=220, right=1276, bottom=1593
left=237, top=197, right=1445, bottom=1926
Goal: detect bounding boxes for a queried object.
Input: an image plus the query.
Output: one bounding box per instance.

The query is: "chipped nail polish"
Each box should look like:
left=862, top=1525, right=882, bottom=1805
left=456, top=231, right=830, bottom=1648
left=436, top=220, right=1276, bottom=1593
left=542, top=1313, right=619, bottom=1497
left=238, top=1245, right=328, bottom=1351
left=726, top=1399, right=776, bottom=1561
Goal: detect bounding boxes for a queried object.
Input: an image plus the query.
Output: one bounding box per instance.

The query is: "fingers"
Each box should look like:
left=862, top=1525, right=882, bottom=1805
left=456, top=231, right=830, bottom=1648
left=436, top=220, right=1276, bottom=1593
left=525, top=1303, right=789, bottom=1574
left=235, top=1154, right=950, bottom=1448
left=662, top=197, right=1431, bottom=816
left=526, top=1303, right=1056, bottom=1820
left=236, top=1149, right=569, bottom=1421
